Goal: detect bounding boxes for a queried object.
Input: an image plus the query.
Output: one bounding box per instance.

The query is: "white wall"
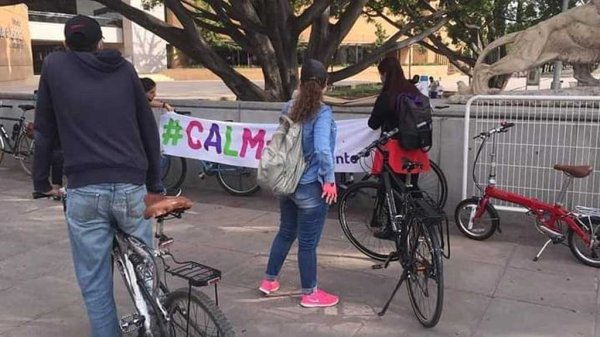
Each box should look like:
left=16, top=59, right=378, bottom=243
left=75, top=0, right=107, bottom=17
left=29, top=21, right=122, bottom=43
left=122, top=0, right=167, bottom=74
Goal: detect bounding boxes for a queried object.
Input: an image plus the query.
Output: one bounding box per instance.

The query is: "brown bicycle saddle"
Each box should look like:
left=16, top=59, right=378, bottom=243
left=143, top=194, right=193, bottom=219
left=553, top=165, right=593, bottom=178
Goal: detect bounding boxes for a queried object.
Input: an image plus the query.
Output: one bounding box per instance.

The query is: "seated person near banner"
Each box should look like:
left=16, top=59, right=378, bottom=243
left=368, top=57, right=430, bottom=238
left=140, top=77, right=174, bottom=112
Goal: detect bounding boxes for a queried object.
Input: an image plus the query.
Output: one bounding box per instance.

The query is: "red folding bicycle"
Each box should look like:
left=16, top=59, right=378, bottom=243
left=454, top=122, right=600, bottom=267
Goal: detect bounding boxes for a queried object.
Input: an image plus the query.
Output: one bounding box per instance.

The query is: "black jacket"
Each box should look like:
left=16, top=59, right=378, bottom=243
left=33, top=49, right=163, bottom=193
left=368, top=92, right=401, bottom=138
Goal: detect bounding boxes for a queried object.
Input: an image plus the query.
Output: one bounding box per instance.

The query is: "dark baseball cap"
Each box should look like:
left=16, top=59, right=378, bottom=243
left=64, top=15, right=102, bottom=50
left=301, top=59, right=327, bottom=82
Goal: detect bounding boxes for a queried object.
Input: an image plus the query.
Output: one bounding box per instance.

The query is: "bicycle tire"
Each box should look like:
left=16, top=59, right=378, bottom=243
left=216, top=163, right=260, bottom=196
left=0, top=135, right=5, bottom=166
left=454, top=197, right=499, bottom=240
left=425, top=161, right=448, bottom=209
left=568, top=218, right=600, bottom=268
left=405, top=217, right=444, bottom=328
left=165, top=288, right=235, bottom=337
left=365, top=160, right=447, bottom=209
left=16, top=134, right=34, bottom=176
left=338, top=181, right=398, bottom=261
left=161, top=155, right=187, bottom=191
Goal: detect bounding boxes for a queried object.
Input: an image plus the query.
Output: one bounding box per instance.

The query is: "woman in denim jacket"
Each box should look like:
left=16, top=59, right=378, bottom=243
left=259, top=59, right=339, bottom=308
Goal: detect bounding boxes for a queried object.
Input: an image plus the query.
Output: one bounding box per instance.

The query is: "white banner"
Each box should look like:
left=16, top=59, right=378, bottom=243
left=159, top=112, right=379, bottom=173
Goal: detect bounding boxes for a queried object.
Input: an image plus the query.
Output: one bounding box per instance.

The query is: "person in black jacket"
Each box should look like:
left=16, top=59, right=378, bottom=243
left=32, top=15, right=163, bottom=337
left=368, top=57, right=431, bottom=177
left=368, top=57, right=431, bottom=239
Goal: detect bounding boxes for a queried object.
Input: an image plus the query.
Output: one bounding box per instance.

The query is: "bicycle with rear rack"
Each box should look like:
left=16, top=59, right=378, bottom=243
left=335, top=105, right=451, bottom=210
left=34, top=190, right=235, bottom=336
left=0, top=103, right=35, bottom=175
left=160, top=111, right=260, bottom=196
left=338, top=128, right=450, bottom=328
left=455, top=122, right=600, bottom=267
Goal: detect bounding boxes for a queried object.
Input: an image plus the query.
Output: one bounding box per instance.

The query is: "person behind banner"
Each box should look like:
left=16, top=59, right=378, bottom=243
left=140, top=77, right=174, bottom=112
left=259, top=59, right=339, bottom=308
left=368, top=57, right=431, bottom=238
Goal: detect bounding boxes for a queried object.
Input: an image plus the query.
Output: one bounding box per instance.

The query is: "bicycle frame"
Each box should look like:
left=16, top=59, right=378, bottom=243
left=375, top=145, right=448, bottom=256
left=478, top=185, right=590, bottom=245
left=113, top=232, right=161, bottom=334
left=471, top=125, right=593, bottom=247
left=0, top=116, right=25, bottom=153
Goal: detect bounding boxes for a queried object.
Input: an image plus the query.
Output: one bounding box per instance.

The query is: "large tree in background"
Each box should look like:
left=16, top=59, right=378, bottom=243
left=370, top=0, right=585, bottom=77
left=0, top=0, right=447, bottom=101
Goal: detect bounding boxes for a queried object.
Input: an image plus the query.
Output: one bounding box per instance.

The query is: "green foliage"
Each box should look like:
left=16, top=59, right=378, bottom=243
left=372, top=0, right=587, bottom=61
left=141, top=0, right=163, bottom=10
left=326, top=83, right=382, bottom=99
left=374, top=22, right=388, bottom=47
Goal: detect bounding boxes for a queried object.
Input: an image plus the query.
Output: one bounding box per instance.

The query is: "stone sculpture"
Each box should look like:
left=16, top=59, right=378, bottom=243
left=472, top=0, right=600, bottom=94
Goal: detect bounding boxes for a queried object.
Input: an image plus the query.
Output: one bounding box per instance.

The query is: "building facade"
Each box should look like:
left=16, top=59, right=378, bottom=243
left=0, top=0, right=167, bottom=81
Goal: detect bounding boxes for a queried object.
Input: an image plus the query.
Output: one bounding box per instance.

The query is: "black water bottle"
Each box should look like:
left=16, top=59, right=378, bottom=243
left=11, top=123, right=20, bottom=140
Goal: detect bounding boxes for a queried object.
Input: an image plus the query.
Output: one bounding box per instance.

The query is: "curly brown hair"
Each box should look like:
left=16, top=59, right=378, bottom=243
left=289, top=79, right=326, bottom=123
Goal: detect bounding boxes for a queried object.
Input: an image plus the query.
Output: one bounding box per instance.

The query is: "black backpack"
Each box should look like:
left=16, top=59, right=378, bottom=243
left=395, top=93, right=433, bottom=151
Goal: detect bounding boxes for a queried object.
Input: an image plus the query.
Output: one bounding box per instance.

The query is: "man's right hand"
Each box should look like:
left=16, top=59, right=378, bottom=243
left=44, top=185, right=62, bottom=197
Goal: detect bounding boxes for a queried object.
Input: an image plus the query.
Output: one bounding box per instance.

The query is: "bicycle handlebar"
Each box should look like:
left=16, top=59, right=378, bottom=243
left=174, top=110, right=191, bottom=116
left=0, top=105, right=12, bottom=109
left=473, top=121, right=515, bottom=140
left=351, top=128, right=399, bottom=161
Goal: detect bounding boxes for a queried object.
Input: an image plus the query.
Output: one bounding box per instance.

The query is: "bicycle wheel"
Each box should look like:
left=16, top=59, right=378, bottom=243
left=165, top=288, right=235, bottom=337
left=0, top=136, right=5, bottom=166
left=420, top=161, right=448, bottom=209
left=338, top=181, right=397, bottom=261
left=454, top=197, right=499, bottom=240
left=161, top=155, right=187, bottom=191
left=405, top=217, right=444, bottom=328
left=216, top=164, right=260, bottom=196
left=568, top=218, right=600, bottom=268
left=16, top=134, right=34, bottom=175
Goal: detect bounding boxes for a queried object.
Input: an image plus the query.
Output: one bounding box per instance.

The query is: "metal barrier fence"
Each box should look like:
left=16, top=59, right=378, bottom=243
left=462, top=95, right=600, bottom=212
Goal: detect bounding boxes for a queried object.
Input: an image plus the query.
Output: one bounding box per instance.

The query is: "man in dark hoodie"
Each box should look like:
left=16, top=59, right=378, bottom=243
left=33, top=15, right=163, bottom=337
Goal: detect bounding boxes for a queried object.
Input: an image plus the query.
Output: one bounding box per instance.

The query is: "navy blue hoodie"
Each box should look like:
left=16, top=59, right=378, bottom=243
left=33, top=49, right=163, bottom=193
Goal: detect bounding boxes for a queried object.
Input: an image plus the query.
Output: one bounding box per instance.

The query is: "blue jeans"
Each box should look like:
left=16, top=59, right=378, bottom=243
left=265, top=182, right=328, bottom=294
left=66, top=184, right=152, bottom=337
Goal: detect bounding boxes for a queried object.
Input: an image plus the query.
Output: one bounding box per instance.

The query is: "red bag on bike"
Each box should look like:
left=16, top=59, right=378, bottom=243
left=371, top=139, right=430, bottom=175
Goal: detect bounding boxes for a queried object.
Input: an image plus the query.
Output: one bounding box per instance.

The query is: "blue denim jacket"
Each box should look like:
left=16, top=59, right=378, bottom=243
left=283, top=100, right=337, bottom=184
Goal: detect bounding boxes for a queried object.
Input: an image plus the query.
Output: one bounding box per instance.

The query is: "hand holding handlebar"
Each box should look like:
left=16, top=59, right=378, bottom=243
left=353, top=128, right=399, bottom=160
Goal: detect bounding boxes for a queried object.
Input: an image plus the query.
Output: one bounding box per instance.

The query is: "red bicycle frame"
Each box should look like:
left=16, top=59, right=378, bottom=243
left=476, top=185, right=590, bottom=245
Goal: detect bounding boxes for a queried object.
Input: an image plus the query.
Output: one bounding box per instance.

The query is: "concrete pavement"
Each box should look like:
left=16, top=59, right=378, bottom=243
left=1, top=156, right=600, bottom=337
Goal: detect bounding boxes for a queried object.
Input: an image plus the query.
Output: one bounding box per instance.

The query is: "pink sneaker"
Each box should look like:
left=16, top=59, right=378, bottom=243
left=300, top=289, right=339, bottom=308
left=259, top=279, right=280, bottom=295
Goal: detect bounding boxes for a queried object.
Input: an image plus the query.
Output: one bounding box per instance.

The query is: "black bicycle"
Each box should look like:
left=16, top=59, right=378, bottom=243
left=0, top=104, right=35, bottom=175
left=338, top=128, right=450, bottom=327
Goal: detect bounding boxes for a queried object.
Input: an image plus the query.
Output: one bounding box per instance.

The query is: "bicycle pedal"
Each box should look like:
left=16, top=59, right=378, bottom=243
left=159, top=236, right=174, bottom=248
left=120, top=314, right=144, bottom=333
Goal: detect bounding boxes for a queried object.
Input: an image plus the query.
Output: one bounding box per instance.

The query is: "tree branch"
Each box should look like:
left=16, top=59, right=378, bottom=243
left=294, top=0, right=333, bottom=33
left=418, top=39, right=473, bottom=76
left=329, top=18, right=448, bottom=83
left=206, top=0, right=267, bottom=34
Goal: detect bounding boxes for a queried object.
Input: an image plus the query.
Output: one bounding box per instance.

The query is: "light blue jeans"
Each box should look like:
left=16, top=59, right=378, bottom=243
left=265, top=182, right=328, bottom=294
left=66, top=183, right=152, bottom=337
